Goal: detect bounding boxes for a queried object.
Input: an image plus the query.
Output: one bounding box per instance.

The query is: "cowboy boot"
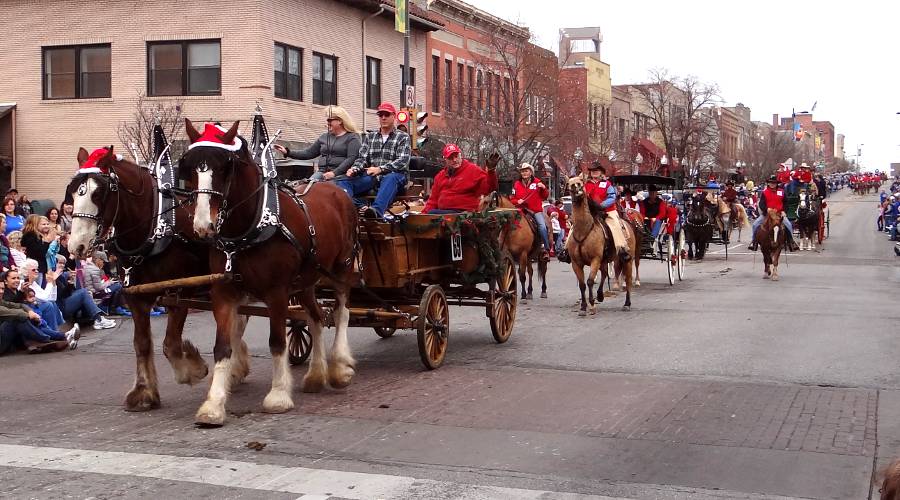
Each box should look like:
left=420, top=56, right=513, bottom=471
left=747, top=241, right=758, bottom=251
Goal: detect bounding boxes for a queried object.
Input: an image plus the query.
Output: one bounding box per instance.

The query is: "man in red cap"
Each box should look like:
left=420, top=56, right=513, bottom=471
left=423, top=144, right=499, bottom=214
left=337, top=102, right=410, bottom=221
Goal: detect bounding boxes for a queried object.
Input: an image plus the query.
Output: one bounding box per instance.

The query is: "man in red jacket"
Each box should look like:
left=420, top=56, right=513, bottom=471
left=423, top=144, right=499, bottom=214
left=510, top=162, right=551, bottom=259
left=748, top=175, right=799, bottom=251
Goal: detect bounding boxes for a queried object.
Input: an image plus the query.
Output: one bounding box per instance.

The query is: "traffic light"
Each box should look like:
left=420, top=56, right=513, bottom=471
left=396, top=109, right=410, bottom=124
left=413, top=111, right=429, bottom=151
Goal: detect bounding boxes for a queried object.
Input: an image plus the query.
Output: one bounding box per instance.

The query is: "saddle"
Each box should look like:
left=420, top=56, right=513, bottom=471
left=519, top=208, right=543, bottom=255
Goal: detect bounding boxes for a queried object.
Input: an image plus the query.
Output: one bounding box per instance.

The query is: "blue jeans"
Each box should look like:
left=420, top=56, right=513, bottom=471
left=33, top=301, right=64, bottom=331
left=751, top=215, right=792, bottom=244
left=335, top=172, right=406, bottom=215
left=59, top=288, right=102, bottom=322
left=0, top=318, right=65, bottom=345
left=533, top=212, right=551, bottom=250
left=651, top=219, right=664, bottom=238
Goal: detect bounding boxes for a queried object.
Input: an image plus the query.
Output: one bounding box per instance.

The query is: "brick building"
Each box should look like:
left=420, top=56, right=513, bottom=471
left=0, top=0, right=440, bottom=200
left=777, top=112, right=836, bottom=164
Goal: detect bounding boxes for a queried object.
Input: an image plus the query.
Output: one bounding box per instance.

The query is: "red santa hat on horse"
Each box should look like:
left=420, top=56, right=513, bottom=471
left=187, top=122, right=243, bottom=151
left=77, top=146, right=123, bottom=175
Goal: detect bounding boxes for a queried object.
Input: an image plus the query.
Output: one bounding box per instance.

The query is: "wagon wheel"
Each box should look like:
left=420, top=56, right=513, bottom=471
left=489, top=251, right=517, bottom=343
left=676, top=229, right=686, bottom=281
left=374, top=327, right=397, bottom=338
left=287, top=321, right=312, bottom=365
left=666, top=237, right=675, bottom=286
left=417, top=285, right=449, bottom=370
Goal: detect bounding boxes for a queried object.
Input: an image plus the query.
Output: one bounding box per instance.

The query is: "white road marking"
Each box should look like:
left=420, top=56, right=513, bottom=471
left=708, top=243, right=744, bottom=254
left=0, top=443, right=614, bottom=499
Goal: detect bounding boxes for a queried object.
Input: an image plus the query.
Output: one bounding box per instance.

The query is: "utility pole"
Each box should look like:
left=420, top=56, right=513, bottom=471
left=401, top=0, right=410, bottom=105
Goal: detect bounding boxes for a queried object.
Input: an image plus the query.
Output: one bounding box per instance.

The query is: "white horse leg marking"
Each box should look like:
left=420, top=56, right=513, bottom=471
left=69, top=178, right=100, bottom=257
left=195, top=358, right=232, bottom=426
left=302, top=320, right=328, bottom=393
left=327, top=292, right=356, bottom=389
left=193, top=169, right=214, bottom=237
left=262, top=350, right=294, bottom=413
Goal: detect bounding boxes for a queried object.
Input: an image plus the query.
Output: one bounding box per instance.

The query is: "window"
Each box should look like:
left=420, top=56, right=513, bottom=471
left=444, top=59, right=452, bottom=113
left=525, top=94, right=532, bottom=125
left=312, top=52, right=337, bottom=105
left=365, top=56, right=381, bottom=109
left=476, top=70, right=483, bottom=115
left=274, top=43, right=302, bottom=101
left=43, top=44, right=111, bottom=99
left=457, top=63, right=464, bottom=116
left=148, top=40, right=220, bottom=96
left=467, top=66, right=474, bottom=117
left=494, top=76, right=501, bottom=122
left=431, top=55, right=440, bottom=113
left=485, top=72, right=493, bottom=120
left=503, top=77, right=511, bottom=125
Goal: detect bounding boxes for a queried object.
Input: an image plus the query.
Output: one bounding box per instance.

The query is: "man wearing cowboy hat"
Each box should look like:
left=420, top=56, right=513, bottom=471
left=789, top=162, right=814, bottom=195
left=510, top=162, right=551, bottom=259
left=583, top=159, right=631, bottom=261
left=748, top=175, right=799, bottom=251
left=423, top=144, right=499, bottom=214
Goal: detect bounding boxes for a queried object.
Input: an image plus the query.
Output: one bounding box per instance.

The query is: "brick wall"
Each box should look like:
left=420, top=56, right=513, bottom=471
left=0, top=0, right=427, bottom=202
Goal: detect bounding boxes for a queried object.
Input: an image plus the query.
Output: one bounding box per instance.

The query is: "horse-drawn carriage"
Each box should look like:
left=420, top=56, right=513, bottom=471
left=784, top=188, right=828, bottom=248
left=682, top=183, right=748, bottom=260
left=611, top=175, right=686, bottom=285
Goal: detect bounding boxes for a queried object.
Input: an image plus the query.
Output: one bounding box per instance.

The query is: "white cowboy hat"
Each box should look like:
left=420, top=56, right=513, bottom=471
left=518, top=163, right=535, bottom=172
left=635, top=193, right=645, bottom=201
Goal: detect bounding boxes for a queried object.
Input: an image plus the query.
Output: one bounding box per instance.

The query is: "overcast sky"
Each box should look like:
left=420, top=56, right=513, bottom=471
left=476, top=0, right=899, bottom=173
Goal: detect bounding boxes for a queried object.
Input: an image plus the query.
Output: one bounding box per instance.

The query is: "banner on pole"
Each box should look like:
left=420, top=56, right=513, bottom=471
left=395, top=0, right=407, bottom=33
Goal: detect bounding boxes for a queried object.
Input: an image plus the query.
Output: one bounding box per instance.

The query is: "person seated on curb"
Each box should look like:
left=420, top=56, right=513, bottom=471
left=336, top=102, right=410, bottom=222
left=81, top=251, right=125, bottom=314
left=510, top=162, right=551, bottom=260
left=422, top=144, right=499, bottom=214
left=4, top=266, right=64, bottom=330
left=0, top=274, right=78, bottom=353
left=747, top=175, right=800, bottom=252
left=20, top=259, right=116, bottom=330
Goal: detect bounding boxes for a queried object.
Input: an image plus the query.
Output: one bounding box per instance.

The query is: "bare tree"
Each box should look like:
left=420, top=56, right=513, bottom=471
left=740, top=127, right=798, bottom=182
left=632, top=68, right=721, bottom=183
left=116, top=92, right=185, bottom=165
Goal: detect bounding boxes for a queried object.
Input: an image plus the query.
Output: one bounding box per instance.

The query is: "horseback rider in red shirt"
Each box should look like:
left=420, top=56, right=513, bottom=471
left=748, top=175, right=799, bottom=251
left=510, top=162, right=551, bottom=259
left=582, top=159, right=632, bottom=261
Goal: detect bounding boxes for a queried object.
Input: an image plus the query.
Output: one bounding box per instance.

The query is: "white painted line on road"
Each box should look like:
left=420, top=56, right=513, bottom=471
left=709, top=243, right=745, bottom=254
left=0, top=443, right=617, bottom=500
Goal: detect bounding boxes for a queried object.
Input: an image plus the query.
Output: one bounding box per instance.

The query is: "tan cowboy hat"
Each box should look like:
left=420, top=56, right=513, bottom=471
left=518, top=163, right=535, bottom=172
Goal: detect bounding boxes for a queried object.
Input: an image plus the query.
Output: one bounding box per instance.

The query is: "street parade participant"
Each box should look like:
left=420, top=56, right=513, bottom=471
left=722, top=180, right=738, bottom=204
left=584, top=160, right=631, bottom=261
left=274, top=105, right=361, bottom=182
left=748, top=175, right=799, bottom=251
left=790, top=163, right=815, bottom=195
left=422, top=144, right=499, bottom=214
left=510, top=162, right=551, bottom=259
left=338, top=102, right=411, bottom=221
left=776, top=163, right=792, bottom=187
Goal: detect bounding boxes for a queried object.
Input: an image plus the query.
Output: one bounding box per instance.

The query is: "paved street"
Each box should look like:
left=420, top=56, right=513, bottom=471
left=2, top=188, right=898, bottom=499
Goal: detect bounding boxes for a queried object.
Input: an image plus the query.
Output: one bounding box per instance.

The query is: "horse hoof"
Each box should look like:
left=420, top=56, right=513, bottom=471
left=634, top=280, right=641, bottom=287
left=762, top=275, right=770, bottom=280
left=589, top=306, right=597, bottom=315
left=578, top=310, right=587, bottom=317
left=327, top=359, right=356, bottom=389
left=540, top=292, right=547, bottom=299
left=124, top=385, right=160, bottom=412
left=622, top=305, right=631, bottom=311
left=194, top=402, right=225, bottom=427
left=772, top=276, right=779, bottom=282
left=262, top=390, right=295, bottom=414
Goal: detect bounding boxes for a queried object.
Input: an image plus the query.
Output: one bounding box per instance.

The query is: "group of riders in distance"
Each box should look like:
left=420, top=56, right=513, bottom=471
left=63, top=98, right=883, bottom=426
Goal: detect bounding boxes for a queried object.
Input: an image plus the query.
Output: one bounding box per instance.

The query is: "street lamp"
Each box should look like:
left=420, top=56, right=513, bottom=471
left=660, top=154, right=669, bottom=176
left=633, top=152, right=643, bottom=175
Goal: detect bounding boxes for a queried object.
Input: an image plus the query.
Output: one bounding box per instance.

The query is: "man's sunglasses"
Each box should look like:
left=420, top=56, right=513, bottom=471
left=376, top=112, right=393, bottom=118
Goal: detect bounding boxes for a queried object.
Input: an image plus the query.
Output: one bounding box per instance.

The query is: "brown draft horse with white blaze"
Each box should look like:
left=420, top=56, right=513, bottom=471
left=479, top=193, right=547, bottom=302
left=756, top=208, right=786, bottom=281
left=66, top=146, right=239, bottom=411
left=565, top=175, right=635, bottom=315
left=182, top=119, right=358, bottom=426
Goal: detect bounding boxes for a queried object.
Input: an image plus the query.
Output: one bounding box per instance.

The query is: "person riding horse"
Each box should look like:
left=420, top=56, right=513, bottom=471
left=510, top=163, right=551, bottom=260
left=748, top=175, right=800, bottom=252
left=583, top=160, right=631, bottom=262
left=423, top=143, right=499, bottom=214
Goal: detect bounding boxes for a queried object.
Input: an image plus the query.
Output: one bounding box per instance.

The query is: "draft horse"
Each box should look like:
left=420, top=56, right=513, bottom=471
left=67, top=146, right=228, bottom=411
left=756, top=208, right=786, bottom=281
left=565, top=175, right=635, bottom=315
left=182, top=119, right=358, bottom=426
left=479, top=193, right=548, bottom=303
left=795, top=189, right=820, bottom=251
left=683, top=193, right=715, bottom=260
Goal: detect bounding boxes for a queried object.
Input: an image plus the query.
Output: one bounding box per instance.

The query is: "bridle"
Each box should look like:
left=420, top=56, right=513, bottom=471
left=71, top=171, right=121, bottom=248
left=188, top=150, right=266, bottom=232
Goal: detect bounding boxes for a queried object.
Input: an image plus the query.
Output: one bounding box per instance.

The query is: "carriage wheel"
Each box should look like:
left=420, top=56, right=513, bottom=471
left=417, top=285, right=449, bottom=370
left=287, top=321, right=312, bottom=366
left=374, top=327, right=396, bottom=338
left=677, top=229, right=686, bottom=281
left=489, top=251, right=517, bottom=344
left=666, top=237, right=675, bottom=286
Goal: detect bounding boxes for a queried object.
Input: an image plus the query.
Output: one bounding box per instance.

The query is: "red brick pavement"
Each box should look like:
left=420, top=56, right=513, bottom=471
left=297, top=364, right=877, bottom=457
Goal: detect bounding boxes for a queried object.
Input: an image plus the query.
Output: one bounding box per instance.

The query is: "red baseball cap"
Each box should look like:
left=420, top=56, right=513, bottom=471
left=442, top=143, right=461, bottom=159
left=376, top=102, right=397, bottom=115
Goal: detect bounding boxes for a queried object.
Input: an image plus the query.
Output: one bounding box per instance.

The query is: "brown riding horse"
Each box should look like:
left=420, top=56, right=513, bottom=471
left=479, top=193, right=548, bottom=303
left=565, top=176, right=635, bottom=315
left=756, top=208, right=786, bottom=281
left=67, top=147, right=230, bottom=412
left=183, top=119, right=358, bottom=426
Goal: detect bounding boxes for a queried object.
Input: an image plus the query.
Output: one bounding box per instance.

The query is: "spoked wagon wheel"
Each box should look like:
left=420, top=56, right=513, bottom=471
left=374, top=327, right=396, bottom=338
left=666, top=237, right=676, bottom=285
left=489, top=251, right=517, bottom=343
left=677, top=229, right=686, bottom=281
left=417, top=285, right=449, bottom=370
left=287, top=321, right=312, bottom=365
